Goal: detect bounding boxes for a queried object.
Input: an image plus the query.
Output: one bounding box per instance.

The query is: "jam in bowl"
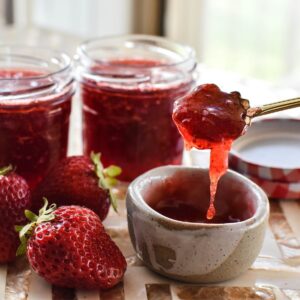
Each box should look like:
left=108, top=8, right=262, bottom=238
left=126, top=166, right=269, bottom=283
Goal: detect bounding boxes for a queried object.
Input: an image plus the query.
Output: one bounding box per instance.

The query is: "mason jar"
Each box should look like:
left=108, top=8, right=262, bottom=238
left=77, top=35, right=196, bottom=181
left=0, top=46, right=74, bottom=189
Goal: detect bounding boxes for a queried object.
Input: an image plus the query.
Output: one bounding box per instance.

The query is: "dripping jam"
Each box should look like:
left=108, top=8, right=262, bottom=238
left=147, top=170, right=255, bottom=224
left=173, top=84, right=248, bottom=220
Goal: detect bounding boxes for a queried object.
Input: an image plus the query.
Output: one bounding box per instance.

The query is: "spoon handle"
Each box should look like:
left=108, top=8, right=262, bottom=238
left=247, top=97, right=300, bottom=118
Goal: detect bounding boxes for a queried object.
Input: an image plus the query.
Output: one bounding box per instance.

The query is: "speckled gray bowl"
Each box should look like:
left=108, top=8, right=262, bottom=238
left=126, top=166, right=269, bottom=283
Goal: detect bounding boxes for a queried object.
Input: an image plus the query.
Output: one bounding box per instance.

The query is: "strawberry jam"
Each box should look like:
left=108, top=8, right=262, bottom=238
left=146, top=169, right=255, bottom=223
left=78, top=36, right=196, bottom=182
left=173, top=84, right=248, bottom=219
left=81, top=63, right=192, bottom=181
left=0, top=66, right=73, bottom=189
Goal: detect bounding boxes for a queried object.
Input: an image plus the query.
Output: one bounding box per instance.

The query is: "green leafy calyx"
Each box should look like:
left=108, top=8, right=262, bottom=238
left=16, top=198, right=56, bottom=256
left=0, top=165, right=13, bottom=176
left=90, top=152, right=122, bottom=212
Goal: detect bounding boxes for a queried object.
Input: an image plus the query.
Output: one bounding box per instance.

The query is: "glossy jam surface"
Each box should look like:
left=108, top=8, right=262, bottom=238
left=145, top=170, right=255, bottom=223
left=173, top=84, right=247, bottom=219
left=0, top=69, right=72, bottom=189
left=81, top=59, right=193, bottom=181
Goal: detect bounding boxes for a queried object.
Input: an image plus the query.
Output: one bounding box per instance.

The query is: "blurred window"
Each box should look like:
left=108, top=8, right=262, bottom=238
left=165, top=0, right=300, bottom=88
left=13, top=0, right=135, bottom=37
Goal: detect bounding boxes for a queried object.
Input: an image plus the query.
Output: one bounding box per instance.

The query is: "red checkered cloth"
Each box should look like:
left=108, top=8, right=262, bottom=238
left=243, top=173, right=300, bottom=199
left=229, top=153, right=300, bottom=183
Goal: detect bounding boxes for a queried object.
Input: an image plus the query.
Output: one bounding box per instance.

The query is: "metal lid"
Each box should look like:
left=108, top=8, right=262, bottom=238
left=229, top=118, right=300, bottom=183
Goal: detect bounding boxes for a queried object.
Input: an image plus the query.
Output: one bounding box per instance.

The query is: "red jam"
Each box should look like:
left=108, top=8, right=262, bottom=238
left=153, top=199, right=241, bottom=223
left=81, top=59, right=193, bottom=181
left=173, top=84, right=248, bottom=219
left=146, top=170, right=255, bottom=223
left=0, top=69, right=73, bottom=189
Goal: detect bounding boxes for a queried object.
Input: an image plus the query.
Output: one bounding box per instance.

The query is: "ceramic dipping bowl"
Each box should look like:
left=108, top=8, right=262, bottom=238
left=126, top=166, right=269, bottom=283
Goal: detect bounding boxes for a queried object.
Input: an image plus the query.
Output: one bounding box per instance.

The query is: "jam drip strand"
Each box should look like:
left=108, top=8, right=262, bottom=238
left=172, top=84, right=248, bottom=220
left=207, top=143, right=231, bottom=219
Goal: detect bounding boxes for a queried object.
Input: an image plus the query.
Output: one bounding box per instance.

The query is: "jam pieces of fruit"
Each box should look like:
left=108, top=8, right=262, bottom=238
left=81, top=60, right=193, bottom=182
left=173, top=84, right=248, bottom=219
left=0, top=69, right=72, bottom=189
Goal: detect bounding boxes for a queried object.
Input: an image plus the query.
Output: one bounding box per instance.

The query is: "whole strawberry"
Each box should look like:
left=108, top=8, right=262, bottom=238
left=0, top=165, right=31, bottom=263
left=17, top=200, right=126, bottom=289
left=32, top=153, right=121, bottom=220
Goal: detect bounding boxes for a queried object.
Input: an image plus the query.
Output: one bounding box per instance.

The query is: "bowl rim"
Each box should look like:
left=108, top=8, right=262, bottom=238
left=127, top=165, right=269, bottom=229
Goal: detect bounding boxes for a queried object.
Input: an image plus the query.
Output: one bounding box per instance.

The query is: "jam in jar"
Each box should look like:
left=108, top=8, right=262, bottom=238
left=77, top=35, right=196, bottom=181
left=0, top=47, right=74, bottom=189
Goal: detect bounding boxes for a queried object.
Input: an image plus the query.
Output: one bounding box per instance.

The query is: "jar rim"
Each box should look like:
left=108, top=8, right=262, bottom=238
left=0, top=45, right=74, bottom=101
left=77, top=34, right=196, bottom=69
left=0, top=45, right=72, bottom=81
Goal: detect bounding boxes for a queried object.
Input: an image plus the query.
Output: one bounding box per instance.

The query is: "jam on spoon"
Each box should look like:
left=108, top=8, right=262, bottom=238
left=172, top=84, right=249, bottom=219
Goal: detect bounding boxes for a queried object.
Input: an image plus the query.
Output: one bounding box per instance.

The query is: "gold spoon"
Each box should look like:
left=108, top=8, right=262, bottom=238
left=242, top=97, right=300, bottom=125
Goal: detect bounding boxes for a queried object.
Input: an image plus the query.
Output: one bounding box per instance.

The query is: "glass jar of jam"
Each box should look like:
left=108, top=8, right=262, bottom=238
left=0, top=46, right=74, bottom=189
left=77, top=35, right=196, bottom=181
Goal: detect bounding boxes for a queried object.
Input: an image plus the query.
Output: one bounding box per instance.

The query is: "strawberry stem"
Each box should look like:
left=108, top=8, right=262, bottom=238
left=16, top=198, right=56, bottom=256
left=0, top=165, right=13, bottom=176
left=90, top=152, right=121, bottom=213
